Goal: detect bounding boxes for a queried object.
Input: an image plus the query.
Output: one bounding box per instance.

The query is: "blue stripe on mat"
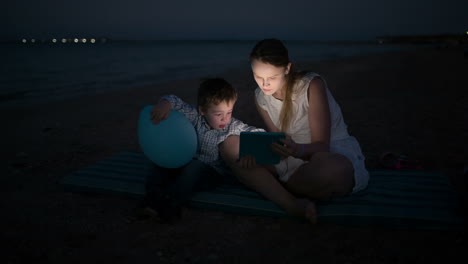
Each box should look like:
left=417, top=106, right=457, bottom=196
left=60, top=151, right=465, bottom=229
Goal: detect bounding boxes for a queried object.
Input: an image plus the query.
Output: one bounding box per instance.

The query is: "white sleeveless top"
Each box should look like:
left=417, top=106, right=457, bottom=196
left=255, top=72, right=350, bottom=143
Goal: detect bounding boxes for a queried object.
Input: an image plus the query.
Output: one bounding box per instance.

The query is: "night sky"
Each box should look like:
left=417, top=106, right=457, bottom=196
left=2, top=0, right=467, bottom=41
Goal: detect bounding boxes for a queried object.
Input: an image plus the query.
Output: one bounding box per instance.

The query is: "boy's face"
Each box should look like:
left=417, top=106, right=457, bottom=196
left=199, top=100, right=235, bottom=130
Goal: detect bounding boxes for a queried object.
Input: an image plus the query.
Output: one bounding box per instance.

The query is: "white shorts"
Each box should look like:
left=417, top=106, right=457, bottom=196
left=274, top=136, right=369, bottom=193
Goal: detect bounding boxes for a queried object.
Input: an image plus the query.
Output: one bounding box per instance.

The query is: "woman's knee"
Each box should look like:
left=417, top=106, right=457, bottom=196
left=329, top=154, right=355, bottom=195
left=310, top=152, right=355, bottom=195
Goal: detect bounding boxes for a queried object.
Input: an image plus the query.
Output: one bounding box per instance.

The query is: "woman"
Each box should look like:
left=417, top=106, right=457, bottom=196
left=221, top=39, right=369, bottom=223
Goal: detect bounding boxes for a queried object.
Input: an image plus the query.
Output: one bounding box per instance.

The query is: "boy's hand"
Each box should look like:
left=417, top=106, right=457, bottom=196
left=236, top=155, right=257, bottom=169
left=271, top=135, right=301, bottom=159
left=150, top=100, right=171, bottom=125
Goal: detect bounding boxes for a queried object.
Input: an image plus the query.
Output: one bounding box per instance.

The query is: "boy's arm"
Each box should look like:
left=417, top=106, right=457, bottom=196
left=150, top=99, right=172, bottom=125
left=219, top=135, right=240, bottom=167
left=217, top=118, right=265, bottom=150
left=227, top=118, right=266, bottom=135
left=159, top=95, right=198, bottom=123
left=220, top=135, right=258, bottom=170
left=219, top=118, right=265, bottom=168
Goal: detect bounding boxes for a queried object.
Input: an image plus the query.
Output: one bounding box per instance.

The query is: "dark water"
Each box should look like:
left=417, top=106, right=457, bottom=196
left=0, top=40, right=411, bottom=106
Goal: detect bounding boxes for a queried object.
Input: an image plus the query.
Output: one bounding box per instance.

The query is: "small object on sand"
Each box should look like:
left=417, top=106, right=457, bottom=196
left=379, top=152, right=423, bottom=170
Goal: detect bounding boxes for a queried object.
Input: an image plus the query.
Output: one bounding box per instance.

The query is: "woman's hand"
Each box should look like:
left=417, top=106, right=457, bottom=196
left=150, top=100, right=171, bottom=125
left=271, top=135, right=304, bottom=159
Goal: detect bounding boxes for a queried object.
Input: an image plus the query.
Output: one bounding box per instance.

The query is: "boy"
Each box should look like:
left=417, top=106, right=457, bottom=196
left=142, top=78, right=264, bottom=223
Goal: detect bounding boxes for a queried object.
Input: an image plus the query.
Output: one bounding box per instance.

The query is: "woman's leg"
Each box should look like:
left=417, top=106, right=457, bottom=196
left=285, top=152, right=355, bottom=200
left=220, top=135, right=317, bottom=223
left=232, top=166, right=317, bottom=223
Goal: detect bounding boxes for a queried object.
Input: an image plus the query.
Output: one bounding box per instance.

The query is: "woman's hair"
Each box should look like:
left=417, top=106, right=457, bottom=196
left=250, top=39, right=303, bottom=132
left=197, top=78, right=238, bottom=112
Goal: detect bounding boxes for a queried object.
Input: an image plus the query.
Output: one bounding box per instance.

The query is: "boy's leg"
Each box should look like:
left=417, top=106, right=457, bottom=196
left=141, top=164, right=183, bottom=222
left=166, top=159, right=222, bottom=205
left=144, top=164, right=176, bottom=204
left=142, top=160, right=220, bottom=222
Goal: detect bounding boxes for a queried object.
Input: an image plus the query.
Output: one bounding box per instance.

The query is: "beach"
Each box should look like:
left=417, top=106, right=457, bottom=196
left=2, top=46, right=467, bottom=263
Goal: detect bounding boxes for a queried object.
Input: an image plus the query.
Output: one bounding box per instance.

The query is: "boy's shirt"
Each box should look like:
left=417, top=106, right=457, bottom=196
left=160, top=95, right=265, bottom=175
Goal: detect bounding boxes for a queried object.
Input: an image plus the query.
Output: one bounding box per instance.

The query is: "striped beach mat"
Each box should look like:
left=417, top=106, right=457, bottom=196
left=61, top=151, right=465, bottom=229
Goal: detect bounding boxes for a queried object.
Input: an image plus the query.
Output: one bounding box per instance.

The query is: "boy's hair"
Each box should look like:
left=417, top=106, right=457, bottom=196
left=198, top=78, right=238, bottom=112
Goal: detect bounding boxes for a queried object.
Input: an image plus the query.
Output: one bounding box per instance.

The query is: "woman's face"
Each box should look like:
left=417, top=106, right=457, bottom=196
left=251, top=59, right=290, bottom=97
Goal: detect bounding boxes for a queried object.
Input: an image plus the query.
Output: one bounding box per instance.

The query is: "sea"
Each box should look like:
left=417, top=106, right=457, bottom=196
left=0, top=40, right=414, bottom=107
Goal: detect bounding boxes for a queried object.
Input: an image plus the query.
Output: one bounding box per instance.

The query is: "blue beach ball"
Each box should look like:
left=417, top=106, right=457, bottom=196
left=138, top=106, right=197, bottom=168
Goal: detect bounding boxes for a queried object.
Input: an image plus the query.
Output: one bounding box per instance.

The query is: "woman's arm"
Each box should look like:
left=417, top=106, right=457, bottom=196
left=303, top=78, right=331, bottom=157
left=255, top=98, right=281, bottom=133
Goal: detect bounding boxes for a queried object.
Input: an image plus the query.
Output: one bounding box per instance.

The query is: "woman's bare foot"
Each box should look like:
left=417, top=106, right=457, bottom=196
left=291, top=198, right=317, bottom=224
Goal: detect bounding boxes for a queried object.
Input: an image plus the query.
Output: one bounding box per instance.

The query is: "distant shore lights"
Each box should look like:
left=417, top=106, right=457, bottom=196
left=20, top=37, right=104, bottom=44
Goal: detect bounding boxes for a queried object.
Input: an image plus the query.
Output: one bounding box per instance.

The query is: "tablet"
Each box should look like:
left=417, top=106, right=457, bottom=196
left=239, top=132, right=286, bottom=165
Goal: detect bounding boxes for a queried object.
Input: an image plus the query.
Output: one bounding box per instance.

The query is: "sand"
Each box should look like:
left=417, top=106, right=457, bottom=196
left=2, top=45, right=467, bottom=263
